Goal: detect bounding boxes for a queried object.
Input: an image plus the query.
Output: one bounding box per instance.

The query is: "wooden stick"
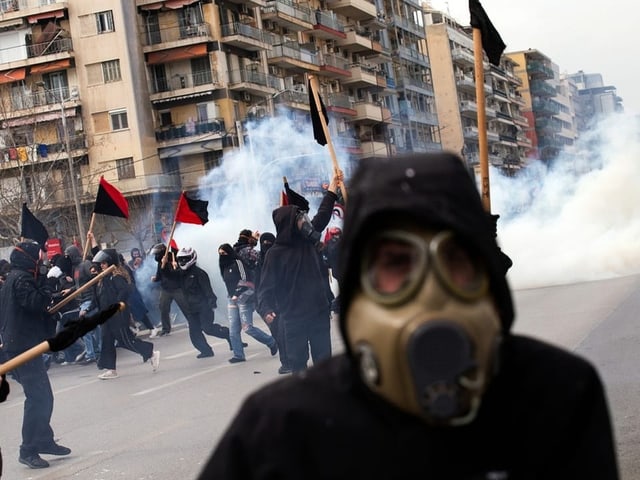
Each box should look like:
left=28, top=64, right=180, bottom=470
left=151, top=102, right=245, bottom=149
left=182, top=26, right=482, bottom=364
left=162, top=220, right=178, bottom=263
left=47, top=264, right=115, bottom=314
left=308, top=75, right=348, bottom=204
left=0, top=341, right=50, bottom=375
left=82, top=213, right=96, bottom=260
left=473, top=28, right=491, bottom=213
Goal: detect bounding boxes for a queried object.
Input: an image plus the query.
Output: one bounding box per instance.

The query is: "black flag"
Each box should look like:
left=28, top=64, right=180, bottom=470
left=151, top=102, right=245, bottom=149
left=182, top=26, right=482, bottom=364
left=21, top=203, right=49, bottom=251
left=308, top=79, right=329, bottom=146
left=469, top=0, right=506, bottom=66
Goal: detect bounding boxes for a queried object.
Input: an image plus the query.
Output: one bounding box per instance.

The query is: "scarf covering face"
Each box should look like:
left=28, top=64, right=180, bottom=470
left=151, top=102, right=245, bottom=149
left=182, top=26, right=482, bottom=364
left=338, top=153, right=515, bottom=354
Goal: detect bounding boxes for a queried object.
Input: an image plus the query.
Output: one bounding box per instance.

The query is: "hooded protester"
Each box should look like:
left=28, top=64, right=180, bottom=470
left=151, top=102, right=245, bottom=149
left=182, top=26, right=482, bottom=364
left=0, top=241, right=71, bottom=470
left=199, top=153, right=618, bottom=479
left=92, top=249, right=159, bottom=379
left=257, top=169, right=343, bottom=373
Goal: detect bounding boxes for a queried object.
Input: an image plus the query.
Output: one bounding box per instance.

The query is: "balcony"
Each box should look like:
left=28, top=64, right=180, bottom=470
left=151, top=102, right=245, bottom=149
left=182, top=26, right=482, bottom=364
left=149, top=70, right=220, bottom=105
left=221, top=23, right=275, bottom=51
left=352, top=101, right=391, bottom=125
left=451, top=47, right=475, bottom=67
left=0, top=0, right=67, bottom=18
left=530, top=80, right=556, bottom=97
left=141, top=23, right=212, bottom=52
left=155, top=118, right=226, bottom=143
left=267, top=43, right=319, bottom=72
left=4, top=84, right=78, bottom=118
left=336, top=28, right=383, bottom=55
left=318, top=53, right=351, bottom=78
left=261, top=0, right=314, bottom=31
left=273, top=88, right=309, bottom=110
left=395, top=74, right=433, bottom=96
left=491, top=110, right=515, bottom=125
left=391, top=45, right=428, bottom=68
left=460, top=100, right=478, bottom=117
left=334, top=134, right=361, bottom=153
left=532, top=98, right=560, bottom=116
left=0, top=134, right=87, bottom=170
left=388, top=14, right=425, bottom=38
left=326, top=0, right=376, bottom=21
left=341, top=63, right=384, bottom=88
left=0, top=35, right=73, bottom=71
left=498, top=134, right=518, bottom=146
left=228, top=68, right=280, bottom=96
left=358, top=139, right=389, bottom=158
left=526, top=60, right=554, bottom=80
left=306, top=10, right=346, bottom=40
left=325, top=92, right=356, bottom=115
left=463, top=126, right=479, bottom=139
left=456, top=74, right=475, bottom=92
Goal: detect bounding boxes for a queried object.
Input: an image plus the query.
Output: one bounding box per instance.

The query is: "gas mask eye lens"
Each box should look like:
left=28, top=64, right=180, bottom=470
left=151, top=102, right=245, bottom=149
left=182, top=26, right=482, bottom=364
left=362, top=233, right=426, bottom=304
left=431, top=232, right=488, bottom=300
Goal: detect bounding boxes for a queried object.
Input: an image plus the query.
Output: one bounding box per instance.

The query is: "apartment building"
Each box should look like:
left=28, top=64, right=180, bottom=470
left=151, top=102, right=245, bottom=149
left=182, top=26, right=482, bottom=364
left=564, top=71, right=624, bottom=132
left=506, top=49, right=578, bottom=163
left=424, top=7, right=529, bottom=175
left=0, top=0, right=439, bottom=247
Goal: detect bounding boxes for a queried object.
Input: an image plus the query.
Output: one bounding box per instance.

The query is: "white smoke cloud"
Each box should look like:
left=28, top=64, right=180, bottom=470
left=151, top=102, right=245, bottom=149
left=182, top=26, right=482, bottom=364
left=492, top=112, right=640, bottom=289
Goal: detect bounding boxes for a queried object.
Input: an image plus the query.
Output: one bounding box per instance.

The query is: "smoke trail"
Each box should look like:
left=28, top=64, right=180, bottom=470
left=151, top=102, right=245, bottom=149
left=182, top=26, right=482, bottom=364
left=492, top=112, right=640, bottom=289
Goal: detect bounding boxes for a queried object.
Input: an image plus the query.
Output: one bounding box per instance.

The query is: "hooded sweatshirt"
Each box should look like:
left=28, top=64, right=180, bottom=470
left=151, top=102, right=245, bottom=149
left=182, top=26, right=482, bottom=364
left=199, top=153, right=618, bottom=480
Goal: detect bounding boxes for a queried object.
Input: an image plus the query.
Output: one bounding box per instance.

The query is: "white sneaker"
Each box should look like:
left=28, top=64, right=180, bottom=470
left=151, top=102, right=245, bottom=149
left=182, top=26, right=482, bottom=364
left=149, top=327, right=160, bottom=339
left=150, top=350, right=160, bottom=372
left=98, top=370, right=118, bottom=380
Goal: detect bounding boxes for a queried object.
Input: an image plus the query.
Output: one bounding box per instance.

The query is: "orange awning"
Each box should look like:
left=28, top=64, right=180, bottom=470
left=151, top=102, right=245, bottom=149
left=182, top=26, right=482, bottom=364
left=146, top=43, right=207, bottom=65
left=164, top=0, right=199, bottom=8
left=0, top=68, right=26, bottom=85
left=27, top=9, right=65, bottom=24
left=29, top=59, right=71, bottom=75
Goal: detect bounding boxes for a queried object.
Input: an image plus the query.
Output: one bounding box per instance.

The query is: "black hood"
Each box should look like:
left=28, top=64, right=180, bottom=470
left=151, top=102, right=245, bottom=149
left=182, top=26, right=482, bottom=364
left=272, top=205, right=305, bottom=246
left=9, top=241, right=41, bottom=272
left=338, top=153, right=515, bottom=347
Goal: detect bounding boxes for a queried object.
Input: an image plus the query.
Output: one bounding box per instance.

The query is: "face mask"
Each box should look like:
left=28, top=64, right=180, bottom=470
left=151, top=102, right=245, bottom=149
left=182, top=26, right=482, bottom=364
left=345, top=229, right=501, bottom=426
left=296, top=211, right=321, bottom=246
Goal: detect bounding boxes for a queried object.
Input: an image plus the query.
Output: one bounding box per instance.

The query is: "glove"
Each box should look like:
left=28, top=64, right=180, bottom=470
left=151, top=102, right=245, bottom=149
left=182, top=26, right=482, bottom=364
left=47, top=266, right=63, bottom=279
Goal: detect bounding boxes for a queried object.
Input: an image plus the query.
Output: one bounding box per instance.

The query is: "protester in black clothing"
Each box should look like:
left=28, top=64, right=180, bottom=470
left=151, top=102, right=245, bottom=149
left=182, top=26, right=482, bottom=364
left=150, top=243, right=184, bottom=336
left=118, top=253, right=160, bottom=337
left=176, top=247, right=231, bottom=358
left=257, top=169, right=342, bottom=373
left=0, top=241, right=71, bottom=470
left=93, top=249, right=159, bottom=379
left=200, top=153, right=618, bottom=479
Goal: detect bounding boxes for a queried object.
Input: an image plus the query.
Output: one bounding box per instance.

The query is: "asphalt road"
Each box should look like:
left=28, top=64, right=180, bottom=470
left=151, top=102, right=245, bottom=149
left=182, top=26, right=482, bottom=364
left=1, top=274, right=638, bottom=479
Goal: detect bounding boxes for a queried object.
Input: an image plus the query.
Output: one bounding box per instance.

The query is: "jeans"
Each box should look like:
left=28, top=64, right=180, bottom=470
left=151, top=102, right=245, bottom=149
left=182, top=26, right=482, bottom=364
left=9, top=354, right=55, bottom=457
left=228, top=297, right=275, bottom=360
left=80, top=303, right=100, bottom=360
left=283, top=310, right=331, bottom=372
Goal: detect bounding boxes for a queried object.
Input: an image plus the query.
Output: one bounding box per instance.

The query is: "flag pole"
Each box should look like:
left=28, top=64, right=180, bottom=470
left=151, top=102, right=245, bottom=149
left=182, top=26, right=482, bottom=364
left=472, top=29, right=491, bottom=213
left=82, top=213, right=96, bottom=260
left=308, top=75, right=348, bottom=203
left=162, top=191, right=182, bottom=263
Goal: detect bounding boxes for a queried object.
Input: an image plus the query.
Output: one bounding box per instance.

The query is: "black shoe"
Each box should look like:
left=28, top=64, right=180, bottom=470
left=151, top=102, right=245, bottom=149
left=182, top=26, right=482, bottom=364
left=159, top=331, right=171, bottom=337
left=278, top=366, right=292, bottom=374
left=269, top=343, right=278, bottom=356
left=228, top=357, right=246, bottom=364
left=197, top=351, right=214, bottom=359
left=79, top=357, right=96, bottom=366
left=19, top=454, right=50, bottom=469
left=38, top=443, right=71, bottom=456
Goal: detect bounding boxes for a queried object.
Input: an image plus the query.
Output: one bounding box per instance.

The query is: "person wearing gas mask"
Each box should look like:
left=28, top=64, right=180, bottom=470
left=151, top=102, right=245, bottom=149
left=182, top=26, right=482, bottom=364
left=199, top=153, right=618, bottom=479
left=0, top=241, right=71, bottom=470
left=257, top=169, right=343, bottom=373
left=175, top=247, right=232, bottom=358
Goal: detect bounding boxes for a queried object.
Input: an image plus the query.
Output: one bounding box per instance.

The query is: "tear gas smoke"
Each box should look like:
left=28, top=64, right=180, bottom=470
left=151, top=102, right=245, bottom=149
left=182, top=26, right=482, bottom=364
left=492, top=112, right=640, bottom=289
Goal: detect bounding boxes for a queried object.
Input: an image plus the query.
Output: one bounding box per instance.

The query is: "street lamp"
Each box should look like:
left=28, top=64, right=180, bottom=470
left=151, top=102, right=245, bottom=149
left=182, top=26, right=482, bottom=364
left=37, top=82, right=86, bottom=243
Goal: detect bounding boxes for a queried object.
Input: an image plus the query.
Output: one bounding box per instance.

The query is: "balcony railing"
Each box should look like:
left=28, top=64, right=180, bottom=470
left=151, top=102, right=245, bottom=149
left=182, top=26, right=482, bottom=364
left=155, top=118, right=226, bottom=142
left=274, top=89, right=309, bottom=106
left=389, top=14, right=425, bottom=38
left=320, top=53, right=349, bottom=71
left=1, top=0, right=66, bottom=13
left=221, top=22, right=275, bottom=45
left=142, top=23, right=211, bottom=46
left=394, top=45, right=429, bottom=67
left=314, top=10, right=345, bottom=33
left=9, top=85, right=78, bottom=111
left=267, top=43, right=318, bottom=65
left=1, top=134, right=86, bottom=166
left=151, top=70, right=214, bottom=94
left=229, top=68, right=281, bottom=89
left=326, top=92, right=353, bottom=109
left=262, top=0, right=314, bottom=25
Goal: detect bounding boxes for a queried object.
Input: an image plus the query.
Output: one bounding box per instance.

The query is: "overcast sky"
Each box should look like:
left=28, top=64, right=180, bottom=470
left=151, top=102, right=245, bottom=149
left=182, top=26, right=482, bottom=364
left=428, top=1, right=638, bottom=114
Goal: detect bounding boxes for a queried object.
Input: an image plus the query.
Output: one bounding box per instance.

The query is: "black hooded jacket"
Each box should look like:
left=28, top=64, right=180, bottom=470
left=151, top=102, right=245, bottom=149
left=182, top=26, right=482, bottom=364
left=257, top=191, right=337, bottom=320
left=199, top=153, right=618, bottom=479
left=0, top=244, right=56, bottom=353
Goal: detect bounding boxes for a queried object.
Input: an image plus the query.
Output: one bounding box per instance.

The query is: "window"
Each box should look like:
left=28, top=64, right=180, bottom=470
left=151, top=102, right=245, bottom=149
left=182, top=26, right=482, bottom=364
left=102, top=60, right=121, bottom=83
left=96, top=10, right=114, bottom=34
left=116, top=157, right=135, bottom=180
left=204, top=151, right=222, bottom=172
left=110, top=110, right=128, bottom=130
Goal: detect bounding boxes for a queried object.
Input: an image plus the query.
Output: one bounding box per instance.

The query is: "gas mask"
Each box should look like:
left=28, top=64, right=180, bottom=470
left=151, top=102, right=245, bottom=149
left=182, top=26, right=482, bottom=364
left=345, top=229, right=501, bottom=426
left=296, top=210, right=321, bottom=247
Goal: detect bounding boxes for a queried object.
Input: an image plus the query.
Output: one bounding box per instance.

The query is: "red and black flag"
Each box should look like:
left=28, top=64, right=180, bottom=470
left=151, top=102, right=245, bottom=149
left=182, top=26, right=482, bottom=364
left=308, top=79, right=329, bottom=146
left=21, top=203, right=49, bottom=251
left=469, top=0, right=506, bottom=66
left=175, top=192, right=209, bottom=225
left=93, top=176, right=129, bottom=219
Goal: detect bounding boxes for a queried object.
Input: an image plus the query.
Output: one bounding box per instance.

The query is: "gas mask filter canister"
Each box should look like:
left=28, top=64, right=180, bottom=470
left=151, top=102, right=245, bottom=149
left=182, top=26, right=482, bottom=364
left=346, top=229, right=502, bottom=426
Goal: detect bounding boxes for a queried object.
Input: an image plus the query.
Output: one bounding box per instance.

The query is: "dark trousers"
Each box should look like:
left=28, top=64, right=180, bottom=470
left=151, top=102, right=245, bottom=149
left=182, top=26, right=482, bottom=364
left=180, top=304, right=230, bottom=355
left=283, top=310, right=331, bottom=373
left=268, top=317, right=289, bottom=369
left=159, top=288, right=185, bottom=333
left=9, top=354, right=55, bottom=457
left=98, top=324, right=154, bottom=370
